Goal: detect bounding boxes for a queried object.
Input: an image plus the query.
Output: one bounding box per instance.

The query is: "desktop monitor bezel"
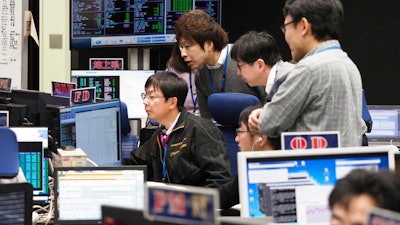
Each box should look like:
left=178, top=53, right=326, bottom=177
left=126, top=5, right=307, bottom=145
left=237, top=145, right=397, bottom=220
left=0, top=110, right=9, bottom=127
left=54, top=165, right=147, bottom=224
left=58, top=100, right=122, bottom=166
left=366, top=105, right=400, bottom=142
left=71, top=70, right=154, bottom=118
left=10, top=127, right=50, bottom=204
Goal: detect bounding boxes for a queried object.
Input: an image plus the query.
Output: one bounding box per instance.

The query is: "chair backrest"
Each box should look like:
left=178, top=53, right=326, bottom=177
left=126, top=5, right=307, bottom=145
left=208, top=93, right=260, bottom=127
left=362, top=89, right=372, bottom=132
left=208, top=93, right=260, bottom=175
left=0, top=182, right=33, bottom=225
left=0, top=127, right=20, bottom=178
left=120, top=101, right=131, bottom=135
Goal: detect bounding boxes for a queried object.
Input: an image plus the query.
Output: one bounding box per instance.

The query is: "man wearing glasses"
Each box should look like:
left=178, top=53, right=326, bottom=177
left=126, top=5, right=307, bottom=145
left=249, top=0, right=367, bottom=147
left=123, top=71, right=232, bottom=188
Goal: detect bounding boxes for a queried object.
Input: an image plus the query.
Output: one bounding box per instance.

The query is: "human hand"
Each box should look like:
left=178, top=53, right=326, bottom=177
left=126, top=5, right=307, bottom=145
left=248, top=108, right=262, bottom=135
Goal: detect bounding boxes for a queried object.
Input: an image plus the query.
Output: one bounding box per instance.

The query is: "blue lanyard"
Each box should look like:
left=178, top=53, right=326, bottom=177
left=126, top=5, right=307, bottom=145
left=162, top=145, right=167, bottom=181
left=319, top=45, right=341, bottom=53
left=208, top=45, right=229, bottom=93
left=189, top=71, right=197, bottom=113
left=275, top=60, right=284, bottom=78
left=160, top=134, right=169, bottom=181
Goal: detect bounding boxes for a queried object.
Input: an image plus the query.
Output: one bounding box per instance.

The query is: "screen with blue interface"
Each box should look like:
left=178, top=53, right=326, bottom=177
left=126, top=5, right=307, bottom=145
left=11, top=127, right=50, bottom=203
left=59, top=100, right=121, bottom=166
left=366, top=106, right=400, bottom=139
left=238, top=146, right=396, bottom=225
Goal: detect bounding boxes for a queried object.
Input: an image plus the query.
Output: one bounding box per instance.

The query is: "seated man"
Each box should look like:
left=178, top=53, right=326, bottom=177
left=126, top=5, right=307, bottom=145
left=329, top=169, right=400, bottom=225
left=123, top=71, right=232, bottom=188
left=218, top=104, right=280, bottom=209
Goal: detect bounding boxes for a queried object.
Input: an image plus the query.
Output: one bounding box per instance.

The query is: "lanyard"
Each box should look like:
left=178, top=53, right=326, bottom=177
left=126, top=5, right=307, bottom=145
left=189, top=71, right=197, bottom=113
left=319, top=45, right=341, bottom=53
left=160, top=133, right=169, bottom=181
left=208, top=45, right=229, bottom=93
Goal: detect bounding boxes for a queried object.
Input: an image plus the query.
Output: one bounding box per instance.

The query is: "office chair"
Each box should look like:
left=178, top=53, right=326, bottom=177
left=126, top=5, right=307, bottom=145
left=362, top=89, right=372, bottom=146
left=120, top=102, right=139, bottom=159
left=0, top=182, right=33, bottom=225
left=362, top=89, right=372, bottom=133
left=0, top=127, right=20, bottom=178
left=208, top=93, right=260, bottom=175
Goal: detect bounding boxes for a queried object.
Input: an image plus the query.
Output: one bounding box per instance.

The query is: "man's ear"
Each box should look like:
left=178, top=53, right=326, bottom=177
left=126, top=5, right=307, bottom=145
left=299, top=17, right=311, bottom=36
left=259, top=135, right=268, bottom=146
left=168, top=96, right=178, bottom=110
left=204, top=40, right=214, bottom=51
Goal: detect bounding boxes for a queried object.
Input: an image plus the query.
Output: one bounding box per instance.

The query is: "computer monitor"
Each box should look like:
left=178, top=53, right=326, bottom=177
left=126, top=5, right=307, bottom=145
left=54, top=166, right=147, bottom=224
left=58, top=100, right=122, bottom=166
left=71, top=70, right=154, bottom=118
left=10, top=127, right=50, bottom=204
left=70, top=0, right=222, bottom=49
left=237, top=146, right=397, bottom=224
left=366, top=105, right=400, bottom=144
left=0, top=110, right=9, bottom=126
left=0, top=89, right=70, bottom=127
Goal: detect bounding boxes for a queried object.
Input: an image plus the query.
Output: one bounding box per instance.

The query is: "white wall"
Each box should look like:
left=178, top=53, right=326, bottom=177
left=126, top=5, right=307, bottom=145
left=39, top=0, right=71, bottom=93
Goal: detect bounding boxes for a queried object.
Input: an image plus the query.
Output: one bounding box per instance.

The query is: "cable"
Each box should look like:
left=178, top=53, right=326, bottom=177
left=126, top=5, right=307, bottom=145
left=251, top=137, right=263, bottom=151
left=87, top=158, right=98, bottom=167
left=32, top=176, right=55, bottom=224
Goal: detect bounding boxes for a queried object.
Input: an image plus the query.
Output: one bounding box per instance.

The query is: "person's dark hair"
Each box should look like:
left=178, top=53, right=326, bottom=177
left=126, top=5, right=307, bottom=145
left=166, top=44, right=191, bottom=73
left=329, top=169, right=400, bottom=212
left=174, top=9, right=228, bottom=51
left=145, top=71, right=188, bottom=109
left=283, top=0, right=344, bottom=40
left=238, top=103, right=281, bottom=150
left=231, top=31, right=282, bottom=67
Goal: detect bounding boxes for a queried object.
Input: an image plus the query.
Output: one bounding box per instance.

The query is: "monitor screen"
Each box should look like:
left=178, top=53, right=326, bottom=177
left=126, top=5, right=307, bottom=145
left=58, top=100, right=121, bottom=166
left=0, top=110, right=9, bottom=127
left=70, top=0, right=222, bottom=49
left=71, top=70, right=154, bottom=118
left=10, top=127, right=50, bottom=203
left=54, top=166, right=147, bottom=224
left=237, top=146, right=397, bottom=224
left=366, top=105, right=400, bottom=140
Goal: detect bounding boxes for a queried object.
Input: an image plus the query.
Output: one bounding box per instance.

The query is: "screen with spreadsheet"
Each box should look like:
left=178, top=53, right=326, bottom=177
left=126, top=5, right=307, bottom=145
left=238, top=146, right=397, bottom=225
left=59, top=100, right=121, bottom=166
left=54, top=166, right=146, bottom=224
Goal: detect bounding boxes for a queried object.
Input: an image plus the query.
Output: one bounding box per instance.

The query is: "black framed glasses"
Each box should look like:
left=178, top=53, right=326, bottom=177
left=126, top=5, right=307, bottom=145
left=236, top=129, right=250, bottom=136
left=141, top=92, right=165, bottom=101
left=280, top=20, right=296, bottom=34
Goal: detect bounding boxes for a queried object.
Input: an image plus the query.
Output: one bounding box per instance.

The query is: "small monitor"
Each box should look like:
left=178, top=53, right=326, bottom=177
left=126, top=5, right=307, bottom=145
left=54, top=166, right=147, bottom=224
left=58, top=100, right=121, bottom=166
left=237, top=146, right=397, bottom=224
left=71, top=70, right=154, bottom=118
left=366, top=105, right=400, bottom=145
left=10, top=127, right=50, bottom=204
left=0, top=110, right=9, bottom=127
